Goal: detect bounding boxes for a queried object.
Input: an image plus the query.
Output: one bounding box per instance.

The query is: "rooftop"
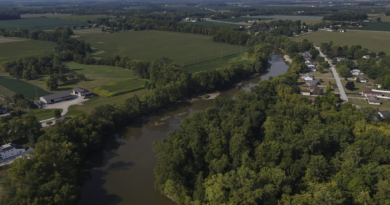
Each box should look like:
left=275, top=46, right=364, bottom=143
left=379, top=110, right=390, bottom=118
left=0, top=143, right=24, bottom=153
left=367, top=96, right=381, bottom=103
left=41, top=92, right=71, bottom=101
left=73, top=87, right=90, bottom=93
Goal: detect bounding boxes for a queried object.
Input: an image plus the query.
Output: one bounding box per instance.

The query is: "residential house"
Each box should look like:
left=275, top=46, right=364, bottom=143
left=363, top=55, right=370, bottom=59
left=336, top=57, right=345, bottom=62
left=0, top=143, right=25, bottom=160
left=309, top=84, right=318, bottom=92
left=302, top=52, right=311, bottom=61
left=351, top=69, right=364, bottom=75
left=306, top=80, right=320, bottom=86
left=378, top=110, right=390, bottom=120
left=375, top=84, right=382, bottom=89
left=356, top=77, right=368, bottom=83
left=300, top=89, right=311, bottom=96
left=73, top=87, right=92, bottom=97
left=302, top=73, right=314, bottom=81
left=40, top=92, right=72, bottom=104
left=361, top=88, right=382, bottom=97
left=366, top=96, right=381, bottom=105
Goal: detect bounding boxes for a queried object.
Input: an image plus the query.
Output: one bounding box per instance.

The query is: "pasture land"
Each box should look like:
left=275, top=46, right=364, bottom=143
left=93, top=79, right=146, bottom=97
left=25, top=62, right=138, bottom=93
left=0, top=39, right=56, bottom=62
left=218, top=17, right=268, bottom=23
left=0, top=18, right=84, bottom=31
left=185, top=52, right=248, bottom=73
left=180, top=20, right=246, bottom=29
left=247, top=15, right=324, bottom=20
left=0, top=75, right=51, bottom=100
left=0, top=37, right=25, bottom=43
left=341, top=22, right=390, bottom=32
left=292, top=30, right=390, bottom=54
left=82, top=30, right=247, bottom=65
left=73, top=28, right=103, bottom=36
left=21, top=14, right=72, bottom=18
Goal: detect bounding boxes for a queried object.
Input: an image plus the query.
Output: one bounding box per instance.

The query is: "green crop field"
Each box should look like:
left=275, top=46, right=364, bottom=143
left=218, top=17, right=267, bottom=23
left=292, top=30, right=390, bottom=54
left=0, top=17, right=85, bottom=31
left=82, top=30, right=247, bottom=65
left=93, top=78, right=146, bottom=97
left=341, top=22, right=390, bottom=32
left=0, top=39, right=56, bottom=62
left=0, top=76, right=51, bottom=100
left=185, top=52, right=248, bottom=73
left=180, top=21, right=245, bottom=29
left=0, top=85, right=16, bottom=104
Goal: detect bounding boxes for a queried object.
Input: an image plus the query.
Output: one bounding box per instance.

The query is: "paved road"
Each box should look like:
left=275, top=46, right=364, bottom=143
left=315, top=46, right=349, bottom=102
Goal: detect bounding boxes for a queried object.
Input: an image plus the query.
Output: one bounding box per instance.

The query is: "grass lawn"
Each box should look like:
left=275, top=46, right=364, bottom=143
left=82, top=30, right=247, bottom=66
left=292, top=30, right=390, bottom=54
left=0, top=39, right=56, bottom=62
left=28, top=108, right=62, bottom=121
left=0, top=74, right=52, bottom=100
left=66, top=88, right=147, bottom=116
left=0, top=17, right=85, bottom=31
left=0, top=85, right=16, bottom=104
left=23, top=62, right=138, bottom=93
left=341, top=22, right=390, bottom=32
left=93, top=78, right=146, bottom=97
left=341, top=79, right=374, bottom=97
left=310, top=70, right=334, bottom=78
left=184, top=52, right=248, bottom=73
left=349, top=98, right=390, bottom=112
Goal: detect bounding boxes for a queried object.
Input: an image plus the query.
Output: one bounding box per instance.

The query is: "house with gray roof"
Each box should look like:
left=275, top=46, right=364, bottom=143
left=378, top=110, right=390, bottom=120
left=0, top=143, right=25, bottom=160
left=73, top=87, right=92, bottom=97
left=40, top=92, right=72, bottom=104
left=306, top=80, right=320, bottom=86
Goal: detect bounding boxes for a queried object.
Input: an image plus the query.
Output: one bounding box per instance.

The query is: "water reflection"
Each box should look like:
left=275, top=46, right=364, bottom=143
left=79, top=52, right=289, bottom=205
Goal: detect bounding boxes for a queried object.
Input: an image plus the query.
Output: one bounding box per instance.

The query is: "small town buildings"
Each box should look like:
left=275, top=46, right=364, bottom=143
left=351, top=69, right=363, bottom=75
left=73, top=87, right=92, bottom=97
left=366, top=96, right=381, bottom=105
left=361, top=88, right=382, bottom=97
left=306, top=80, right=320, bottom=86
left=363, top=55, right=370, bottom=59
left=40, top=92, right=72, bottom=104
left=302, top=52, right=311, bottom=61
left=302, top=73, right=314, bottom=81
left=378, top=110, right=390, bottom=120
left=0, top=143, right=25, bottom=160
left=300, top=89, right=311, bottom=96
left=356, top=77, right=368, bottom=83
left=307, top=65, right=317, bottom=72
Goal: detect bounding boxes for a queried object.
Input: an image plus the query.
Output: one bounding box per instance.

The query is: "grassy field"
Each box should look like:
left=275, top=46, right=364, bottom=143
left=349, top=98, right=390, bottom=112
left=0, top=75, right=52, bottom=100
left=82, top=30, right=247, bottom=65
left=28, top=108, right=62, bottom=121
left=24, top=62, right=138, bottom=93
left=0, top=39, right=56, bottom=62
left=293, top=30, right=390, bottom=54
left=0, top=85, right=16, bottom=104
left=341, top=22, right=390, bottom=32
left=217, top=17, right=267, bottom=23
left=185, top=52, right=248, bottom=73
left=0, top=18, right=85, bottom=31
left=93, top=79, right=146, bottom=97
left=181, top=20, right=246, bottom=29
left=73, top=28, right=104, bottom=36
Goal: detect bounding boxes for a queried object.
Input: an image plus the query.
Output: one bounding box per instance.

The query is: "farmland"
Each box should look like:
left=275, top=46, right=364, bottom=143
left=292, top=30, right=390, bottom=54
left=21, top=14, right=107, bottom=22
left=185, top=52, right=248, bottom=73
left=82, top=30, right=247, bottom=65
left=218, top=17, right=268, bottom=23
left=0, top=39, right=56, bottom=62
left=93, top=78, right=146, bottom=97
left=0, top=75, right=52, bottom=100
left=341, top=22, right=390, bottom=32
left=0, top=85, right=15, bottom=104
left=0, top=17, right=85, bottom=31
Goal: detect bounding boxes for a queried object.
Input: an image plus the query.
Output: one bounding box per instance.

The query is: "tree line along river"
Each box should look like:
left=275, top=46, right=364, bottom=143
left=79, top=51, right=290, bottom=205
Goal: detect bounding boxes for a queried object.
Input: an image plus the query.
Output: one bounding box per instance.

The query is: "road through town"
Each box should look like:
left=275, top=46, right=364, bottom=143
left=315, top=46, right=349, bottom=102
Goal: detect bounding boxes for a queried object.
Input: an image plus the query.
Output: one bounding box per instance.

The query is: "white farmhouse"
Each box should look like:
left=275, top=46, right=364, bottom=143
left=0, top=143, right=25, bottom=160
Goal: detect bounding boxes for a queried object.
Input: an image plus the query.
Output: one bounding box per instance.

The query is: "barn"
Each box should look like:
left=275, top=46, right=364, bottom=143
left=40, top=92, right=72, bottom=104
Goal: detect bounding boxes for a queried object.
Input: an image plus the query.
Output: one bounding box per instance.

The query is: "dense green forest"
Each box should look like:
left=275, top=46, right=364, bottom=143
left=0, top=11, right=20, bottom=20
left=322, top=11, right=368, bottom=21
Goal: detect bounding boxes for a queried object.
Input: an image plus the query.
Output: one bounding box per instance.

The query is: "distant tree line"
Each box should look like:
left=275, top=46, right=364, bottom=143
left=0, top=11, right=20, bottom=20
left=322, top=11, right=368, bottom=21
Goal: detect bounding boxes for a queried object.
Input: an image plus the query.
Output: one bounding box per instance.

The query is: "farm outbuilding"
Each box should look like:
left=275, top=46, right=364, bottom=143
left=73, top=87, right=92, bottom=97
left=40, top=92, right=72, bottom=104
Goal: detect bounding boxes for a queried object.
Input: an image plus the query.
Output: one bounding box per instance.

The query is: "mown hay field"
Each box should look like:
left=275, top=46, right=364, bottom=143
left=93, top=78, right=146, bottom=97
left=292, top=30, right=390, bottom=54
left=185, top=52, right=248, bottom=73
left=0, top=17, right=85, bottom=31
left=180, top=21, right=245, bottom=29
left=0, top=85, right=15, bottom=104
left=0, top=39, right=56, bottom=62
left=0, top=76, right=51, bottom=100
left=82, top=30, right=248, bottom=65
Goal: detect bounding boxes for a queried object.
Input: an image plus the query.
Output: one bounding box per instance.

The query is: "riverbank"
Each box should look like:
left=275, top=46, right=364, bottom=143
left=284, top=55, right=292, bottom=64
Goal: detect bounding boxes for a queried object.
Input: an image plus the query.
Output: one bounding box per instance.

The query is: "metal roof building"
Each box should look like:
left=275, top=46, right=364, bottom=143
left=39, top=92, right=72, bottom=104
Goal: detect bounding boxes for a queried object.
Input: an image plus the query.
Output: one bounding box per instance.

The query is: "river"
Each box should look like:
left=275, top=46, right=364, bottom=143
left=79, top=52, right=289, bottom=205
